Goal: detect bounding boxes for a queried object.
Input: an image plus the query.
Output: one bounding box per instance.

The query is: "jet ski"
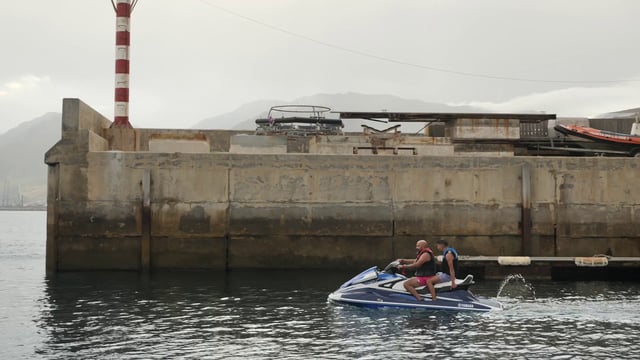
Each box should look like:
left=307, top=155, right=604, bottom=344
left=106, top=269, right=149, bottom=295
left=328, top=261, right=502, bottom=312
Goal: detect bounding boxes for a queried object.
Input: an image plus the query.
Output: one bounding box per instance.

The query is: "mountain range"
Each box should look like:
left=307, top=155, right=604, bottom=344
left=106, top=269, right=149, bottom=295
left=0, top=112, right=61, bottom=205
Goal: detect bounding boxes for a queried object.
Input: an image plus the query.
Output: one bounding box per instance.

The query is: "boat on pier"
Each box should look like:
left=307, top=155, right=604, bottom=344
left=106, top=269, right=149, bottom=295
left=554, top=123, right=640, bottom=156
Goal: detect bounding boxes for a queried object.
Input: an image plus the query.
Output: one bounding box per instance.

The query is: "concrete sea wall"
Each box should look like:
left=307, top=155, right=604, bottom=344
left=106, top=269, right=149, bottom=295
left=45, top=99, right=640, bottom=271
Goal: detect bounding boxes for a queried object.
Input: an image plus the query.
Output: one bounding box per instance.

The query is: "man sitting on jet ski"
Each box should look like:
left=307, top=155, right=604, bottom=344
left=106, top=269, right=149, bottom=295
left=426, top=239, right=459, bottom=301
left=396, top=240, right=437, bottom=301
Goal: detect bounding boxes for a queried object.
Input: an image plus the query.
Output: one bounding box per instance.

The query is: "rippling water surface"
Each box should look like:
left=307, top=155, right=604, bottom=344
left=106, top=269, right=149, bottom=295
left=1, top=211, right=639, bottom=359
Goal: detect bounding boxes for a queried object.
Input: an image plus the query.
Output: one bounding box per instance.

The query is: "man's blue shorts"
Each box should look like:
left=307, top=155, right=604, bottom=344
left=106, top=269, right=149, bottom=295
left=437, top=272, right=451, bottom=282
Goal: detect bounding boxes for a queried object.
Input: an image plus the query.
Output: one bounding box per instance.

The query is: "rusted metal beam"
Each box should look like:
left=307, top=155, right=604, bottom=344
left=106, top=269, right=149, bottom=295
left=337, top=111, right=556, bottom=123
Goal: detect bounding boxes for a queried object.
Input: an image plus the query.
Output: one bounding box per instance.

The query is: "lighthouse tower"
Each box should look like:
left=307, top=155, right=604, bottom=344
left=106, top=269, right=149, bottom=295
left=111, top=0, right=137, bottom=128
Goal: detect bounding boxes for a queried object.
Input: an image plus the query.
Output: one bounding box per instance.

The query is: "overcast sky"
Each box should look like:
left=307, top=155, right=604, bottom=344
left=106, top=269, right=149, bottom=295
left=1, top=0, right=640, bottom=133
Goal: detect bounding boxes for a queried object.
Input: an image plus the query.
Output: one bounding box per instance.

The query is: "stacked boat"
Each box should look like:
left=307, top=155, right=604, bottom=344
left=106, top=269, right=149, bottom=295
left=554, top=124, right=640, bottom=157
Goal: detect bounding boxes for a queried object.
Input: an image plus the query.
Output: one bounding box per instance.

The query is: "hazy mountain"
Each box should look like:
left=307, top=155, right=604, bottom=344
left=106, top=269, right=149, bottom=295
left=0, top=112, right=61, bottom=205
left=593, top=107, right=640, bottom=119
left=194, top=92, right=483, bottom=132
left=192, top=99, right=281, bottom=130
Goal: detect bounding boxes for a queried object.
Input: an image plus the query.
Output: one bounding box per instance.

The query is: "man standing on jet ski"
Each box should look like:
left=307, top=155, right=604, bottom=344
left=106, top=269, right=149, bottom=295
left=426, top=239, right=459, bottom=301
left=396, top=240, right=437, bottom=301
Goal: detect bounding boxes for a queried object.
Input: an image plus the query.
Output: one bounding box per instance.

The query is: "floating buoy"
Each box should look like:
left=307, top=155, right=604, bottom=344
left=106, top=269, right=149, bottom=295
left=575, top=257, right=608, bottom=267
left=497, top=256, right=531, bottom=266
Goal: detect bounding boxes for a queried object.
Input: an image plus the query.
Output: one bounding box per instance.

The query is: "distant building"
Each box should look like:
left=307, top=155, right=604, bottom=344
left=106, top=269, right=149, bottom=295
left=0, top=181, right=23, bottom=207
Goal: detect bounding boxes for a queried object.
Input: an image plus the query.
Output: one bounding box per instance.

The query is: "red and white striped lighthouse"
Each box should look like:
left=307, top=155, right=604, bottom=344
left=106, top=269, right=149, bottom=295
left=112, top=0, right=135, bottom=128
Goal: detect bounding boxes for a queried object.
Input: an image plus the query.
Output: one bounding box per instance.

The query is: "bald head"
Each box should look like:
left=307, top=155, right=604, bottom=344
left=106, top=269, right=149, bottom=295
left=414, top=239, right=429, bottom=253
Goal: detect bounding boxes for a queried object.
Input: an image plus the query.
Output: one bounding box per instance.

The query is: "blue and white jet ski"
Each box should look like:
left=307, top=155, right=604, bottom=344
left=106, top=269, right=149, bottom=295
left=328, top=261, right=502, bottom=312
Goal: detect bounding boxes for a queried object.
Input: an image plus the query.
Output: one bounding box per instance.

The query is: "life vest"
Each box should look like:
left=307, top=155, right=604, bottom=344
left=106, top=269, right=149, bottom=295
left=440, top=247, right=459, bottom=275
left=415, top=247, right=436, bottom=277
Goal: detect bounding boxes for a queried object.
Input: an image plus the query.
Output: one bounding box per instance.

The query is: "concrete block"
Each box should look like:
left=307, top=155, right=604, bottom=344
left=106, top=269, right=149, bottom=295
left=149, top=139, right=210, bottom=153
left=311, top=170, right=393, bottom=202
left=230, top=168, right=310, bottom=202
left=394, top=203, right=521, bottom=236
left=57, top=236, right=140, bottom=270
left=87, top=152, right=145, bottom=202
left=530, top=203, right=556, bottom=235
left=529, top=235, right=556, bottom=256
left=56, top=200, right=140, bottom=236
left=312, top=143, right=358, bottom=155
left=556, top=205, right=638, bottom=238
left=530, top=167, right=556, bottom=203
left=153, top=165, right=228, bottom=203
left=392, top=166, right=521, bottom=204
left=414, top=145, right=454, bottom=156
left=151, top=202, right=228, bottom=237
left=557, top=168, right=639, bottom=205
left=209, top=130, right=251, bottom=152
left=555, top=237, right=640, bottom=257
left=58, top=164, right=88, bottom=202
left=87, top=130, right=109, bottom=152
left=453, top=236, right=523, bottom=256
left=105, top=128, right=136, bottom=151
left=287, top=136, right=314, bottom=153
left=228, top=235, right=393, bottom=269
left=393, top=168, right=471, bottom=202
left=445, top=118, right=520, bottom=139
left=311, top=135, right=381, bottom=155
left=229, top=203, right=393, bottom=236
left=229, top=135, right=287, bottom=154
left=134, top=129, right=239, bottom=152
left=232, top=164, right=393, bottom=203
left=61, top=98, right=111, bottom=139
left=151, top=237, right=226, bottom=269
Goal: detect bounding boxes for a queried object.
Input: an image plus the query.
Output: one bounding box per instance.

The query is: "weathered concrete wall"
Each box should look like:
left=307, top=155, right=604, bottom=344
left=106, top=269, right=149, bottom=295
left=149, top=139, right=210, bottom=153
left=229, top=135, right=287, bottom=154
left=104, top=128, right=254, bottom=153
left=48, top=151, right=640, bottom=270
left=446, top=118, right=520, bottom=139
left=46, top=99, right=640, bottom=271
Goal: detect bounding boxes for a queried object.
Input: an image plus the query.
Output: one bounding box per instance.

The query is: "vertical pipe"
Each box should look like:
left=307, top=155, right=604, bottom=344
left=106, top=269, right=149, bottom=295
left=521, top=163, right=532, bottom=255
left=112, top=0, right=133, bottom=128
left=141, top=169, right=151, bottom=272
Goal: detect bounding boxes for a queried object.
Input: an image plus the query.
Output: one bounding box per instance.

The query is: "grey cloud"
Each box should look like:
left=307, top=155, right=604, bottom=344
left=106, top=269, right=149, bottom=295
left=1, top=0, right=639, bottom=133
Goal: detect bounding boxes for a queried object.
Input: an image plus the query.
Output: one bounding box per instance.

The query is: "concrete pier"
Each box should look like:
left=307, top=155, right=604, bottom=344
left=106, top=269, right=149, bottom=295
left=45, top=99, right=640, bottom=275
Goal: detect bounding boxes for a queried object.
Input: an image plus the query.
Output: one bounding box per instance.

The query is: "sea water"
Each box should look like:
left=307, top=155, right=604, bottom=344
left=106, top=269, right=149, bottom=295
left=1, top=211, right=639, bottom=359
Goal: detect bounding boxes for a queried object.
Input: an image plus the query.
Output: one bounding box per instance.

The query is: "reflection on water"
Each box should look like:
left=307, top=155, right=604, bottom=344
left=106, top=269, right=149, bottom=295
left=33, top=271, right=640, bottom=359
